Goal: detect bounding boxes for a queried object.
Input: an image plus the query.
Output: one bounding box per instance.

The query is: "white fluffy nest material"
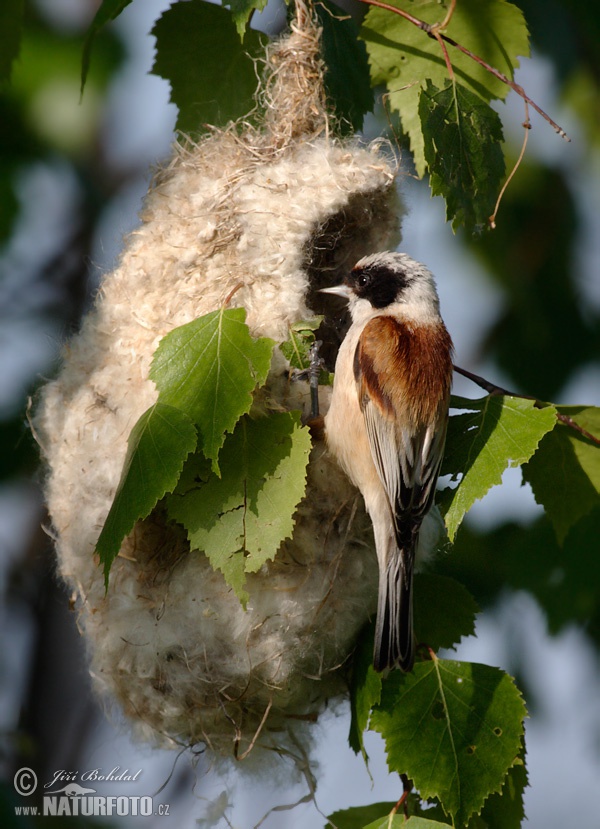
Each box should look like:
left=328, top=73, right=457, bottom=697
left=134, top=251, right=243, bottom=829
left=36, top=7, right=402, bottom=759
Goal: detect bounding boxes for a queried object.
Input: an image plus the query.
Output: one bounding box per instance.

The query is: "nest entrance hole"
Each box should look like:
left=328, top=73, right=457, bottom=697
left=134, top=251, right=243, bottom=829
left=303, top=187, right=400, bottom=370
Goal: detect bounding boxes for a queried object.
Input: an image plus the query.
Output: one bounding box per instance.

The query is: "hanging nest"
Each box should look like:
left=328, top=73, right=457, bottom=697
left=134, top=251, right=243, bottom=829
left=36, top=3, right=403, bottom=760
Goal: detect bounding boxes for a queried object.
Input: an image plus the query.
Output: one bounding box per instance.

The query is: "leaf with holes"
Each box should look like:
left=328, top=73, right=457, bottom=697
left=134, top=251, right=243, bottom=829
left=439, top=395, right=556, bottom=541
left=420, top=81, right=505, bottom=232
left=150, top=307, right=274, bottom=473
left=360, top=0, right=529, bottom=176
left=370, top=660, right=527, bottom=827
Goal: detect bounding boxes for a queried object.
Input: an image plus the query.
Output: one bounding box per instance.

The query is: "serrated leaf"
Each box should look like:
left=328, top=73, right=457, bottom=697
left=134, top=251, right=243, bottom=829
left=349, top=578, right=478, bottom=756
left=151, top=0, right=266, bottom=135
left=166, top=412, right=311, bottom=603
left=316, top=0, right=375, bottom=133
left=414, top=574, right=479, bottom=653
left=360, top=0, right=529, bottom=175
left=371, top=660, right=527, bottom=827
left=419, top=81, right=505, bottom=232
left=96, top=402, right=197, bottom=585
left=150, top=308, right=274, bottom=472
left=81, top=0, right=132, bottom=94
left=227, top=0, right=268, bottom=40
left=0, top=0, right=24, bottom=85
left=349, top=623, right=382, bottom=755
left=440, top=395, right=556, bottom=541
left=522, top=405, right=600, bottom=544
left=477, top=739, right=527, bottom=829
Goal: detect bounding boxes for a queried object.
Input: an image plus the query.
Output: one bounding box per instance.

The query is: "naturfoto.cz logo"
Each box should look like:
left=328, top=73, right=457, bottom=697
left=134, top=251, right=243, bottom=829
left=13, top=767, right=170, bottom=818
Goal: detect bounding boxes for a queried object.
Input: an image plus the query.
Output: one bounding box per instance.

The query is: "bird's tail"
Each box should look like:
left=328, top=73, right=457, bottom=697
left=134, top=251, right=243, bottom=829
left=373, top=541, right=415, bottom=673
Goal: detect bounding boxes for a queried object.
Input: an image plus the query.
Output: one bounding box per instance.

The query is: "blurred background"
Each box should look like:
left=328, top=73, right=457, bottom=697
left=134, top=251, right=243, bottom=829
left=1, top=0, right=599, bottom=826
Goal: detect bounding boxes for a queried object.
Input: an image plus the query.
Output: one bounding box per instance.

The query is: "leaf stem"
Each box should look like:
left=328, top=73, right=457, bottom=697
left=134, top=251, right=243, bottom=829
left=390, top=774, right=412, bottom=821
left=431, top=28, right=454, bottom=80
left=223, top=282, right=244, bottom=306
left=436, top=0, right=457, bottom=32
left=356, top=0, right=570, bottom=140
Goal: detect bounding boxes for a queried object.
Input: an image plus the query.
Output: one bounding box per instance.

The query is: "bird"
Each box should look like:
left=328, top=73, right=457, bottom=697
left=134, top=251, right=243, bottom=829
left=320, top=252, right=453, bottom=672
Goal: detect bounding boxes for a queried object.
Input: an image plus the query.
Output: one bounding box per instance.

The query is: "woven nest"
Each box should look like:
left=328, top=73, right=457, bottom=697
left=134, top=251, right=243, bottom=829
left=36, top=3, right=402, bottom=760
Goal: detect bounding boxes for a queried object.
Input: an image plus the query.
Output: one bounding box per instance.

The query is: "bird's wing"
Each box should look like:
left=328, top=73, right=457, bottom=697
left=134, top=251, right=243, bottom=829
left=354, top=315, right=449, bottom=535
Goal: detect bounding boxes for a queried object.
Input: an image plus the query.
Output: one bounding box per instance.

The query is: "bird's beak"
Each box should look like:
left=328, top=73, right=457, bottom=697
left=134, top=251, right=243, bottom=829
left=319, top=284, right=352, bottom=300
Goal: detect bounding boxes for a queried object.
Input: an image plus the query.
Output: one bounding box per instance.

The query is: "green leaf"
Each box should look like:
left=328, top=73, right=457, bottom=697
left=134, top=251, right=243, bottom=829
left=279, top=317, right=333, bottom=383
left=326, top=802, right=396, bottom=829
left=349, top=623, right=382, bottom=755
left=349, top=578, right=479, bottom=756
left=316, top=0, right=375, bottom=133
left=364, top=816, right=452, bottom=829
left=280, top=317, right=323, bottom=370
left=0, top=0, right=24, bottom=85
left=371, top=660, right=527, bottom=827
left=362, top=818, right=405, bottom=829
left=227, top=0, right=268, bottom=40
left=419, top=81, right=505, bottom=232
left=413, top=574, right=479, bottom=652
left=522, top=406, right=600, bottom=543
left=440, top=395, right=556, bottom=541
left=150, top=308, right=274, bottom=472
left=151, top=0, right=267, bottom=135
left=166, top=412, right=311, bottom=604
left=81, top=0, right=132, bottom=94
left=96, top=402, right=197, bottom=586
left=360, top=0, right=529, bottom=175
left=476, top=739, right=527, bottom=829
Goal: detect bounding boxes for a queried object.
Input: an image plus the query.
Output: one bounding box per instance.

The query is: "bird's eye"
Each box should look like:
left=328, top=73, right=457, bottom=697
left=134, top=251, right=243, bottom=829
left=357, top=273, right=369, bottom=288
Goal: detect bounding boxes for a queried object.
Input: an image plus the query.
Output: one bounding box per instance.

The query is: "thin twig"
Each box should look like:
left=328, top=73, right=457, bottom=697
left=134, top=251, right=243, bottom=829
left=357, top=0, right=570, bottom=141
left=454, top=364, right=600, bottom=447
left=235, top=698, right=273, bottom=761
left=489, top=102, right=531, bottom=228
left=453, top=364, right=530, bottom=398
